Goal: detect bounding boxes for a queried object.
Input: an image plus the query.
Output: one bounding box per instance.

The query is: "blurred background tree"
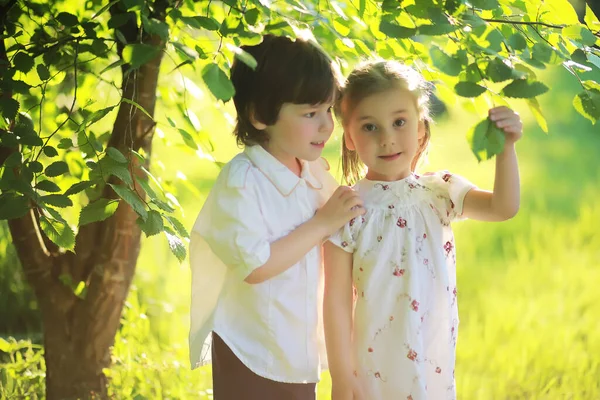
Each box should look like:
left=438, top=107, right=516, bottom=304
left=0, top=0, right=599, bottom=398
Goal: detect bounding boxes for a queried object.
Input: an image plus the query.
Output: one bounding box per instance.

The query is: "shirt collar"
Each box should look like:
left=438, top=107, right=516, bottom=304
left=244, top=145, right=323, bottom=196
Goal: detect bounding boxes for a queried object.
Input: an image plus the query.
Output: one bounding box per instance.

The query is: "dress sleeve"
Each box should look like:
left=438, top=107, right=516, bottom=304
left=327, top=214, right=363, bottom=253
left=427, top=171, right=476, bottom=221
left=192, top=161, right=271, bottom=280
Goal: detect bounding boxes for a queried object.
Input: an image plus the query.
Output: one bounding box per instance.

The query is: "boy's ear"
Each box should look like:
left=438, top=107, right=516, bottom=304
left=344, top=132, right=356, bottom=151
left=249, top=109, right=268, bottom=130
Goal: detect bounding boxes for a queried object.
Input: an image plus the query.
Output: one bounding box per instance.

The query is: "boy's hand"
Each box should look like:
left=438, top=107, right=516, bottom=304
left=315, top=186, right=364, bottom=237
left=489, top=106, right=523, bottom=145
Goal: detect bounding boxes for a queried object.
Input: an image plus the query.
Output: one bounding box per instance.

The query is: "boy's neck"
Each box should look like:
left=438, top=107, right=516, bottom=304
left=261, top=144, right=303, bottom=177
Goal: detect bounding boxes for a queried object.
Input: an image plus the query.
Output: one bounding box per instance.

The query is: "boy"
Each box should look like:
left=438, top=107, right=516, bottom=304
left=189, top=35, right=364, bottom=399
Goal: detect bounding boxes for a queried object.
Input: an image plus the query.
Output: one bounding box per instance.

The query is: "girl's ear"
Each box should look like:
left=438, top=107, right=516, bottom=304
left=249, top=109, right=268, bottom=130
left=344, top=131, right=356, bottom=151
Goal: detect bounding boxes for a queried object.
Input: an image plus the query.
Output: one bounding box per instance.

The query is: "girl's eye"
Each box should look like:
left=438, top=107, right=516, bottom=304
left=362, top=123, right=377, bottom=132
left=393, top=119, right=406, bottom=127
left=305, top=112, right=316, bottom=118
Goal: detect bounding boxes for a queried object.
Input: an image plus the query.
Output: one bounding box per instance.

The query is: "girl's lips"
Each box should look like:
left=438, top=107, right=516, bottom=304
left=311, top=141, right=325, bottom=149
left=379, top=152, right=401, bottom=161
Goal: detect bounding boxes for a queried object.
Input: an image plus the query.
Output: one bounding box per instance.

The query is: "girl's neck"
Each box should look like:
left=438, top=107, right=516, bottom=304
left=365, top=168, right=413, bottom=182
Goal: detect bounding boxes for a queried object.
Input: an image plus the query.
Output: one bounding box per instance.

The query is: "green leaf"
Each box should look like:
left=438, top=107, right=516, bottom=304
left=429, top=46, right=462, bottom=76
left=64, top=180, right=95, bottom=196
left=45, top=161, right=69, bottom=177
left=79, top=198, right=119, bottom=226
left=122, top=44, right=162, bottom=69
left=455, top=81, right=487, bottom=98
left=96, top=156, right=133, bottom=186
left=573, top=90, right=600, bottom=124
left=36, top=180, right=61, bottom=193
left=92, top=0, right=120, bottom=19
left=418, top=23, right=458, bottom=36
left=501, top=79, right=549, bottom=98
left=58, top=138, right=73, bottom=149
left=0, top=98, right=19, bottom=120
left=0, top=195, right=30, bottom=220
left=40, top=194, right=73, bottom=208
left=165, top=215, right=189, bottom=238
left=202, top=63, right=235, bottom=102
left=177, top=128, right=198, bottom=150
left=28, top=161, right=43, bottom=173
left=142, top=15, right=169, bottom=40
left=532, top=43, right=561, bottom=65
left=3, top=152, right=22, bottom=167
left=137, top=210, right=163, bottom=237
left=165, top=228, right=186, bottom=261
left=486, top=58, right=513, bottom=83
left=466, top=118, right=506, bottom=162
left=36, top=64, right=50, bottom=81
left=121, top=98, right=154, bottom=121
left=244, top=9, right=260, bottom=25
left=227, top=44, right=258, bottom=70
left=56, top=12, right=79, bottom=27
left=109, top=183, right=148, bottom=220
left=180, top=16, right=220, bottom=31
left=106, top=147, right=128, bottom=163
left=527, top=98, right=548, bottom=133
left=563, top=25, right=598, bottom=47
left=471, top=0, right=498, bottom=10
left=13, top=52, right=34, bottom=73
left=99, top=59, right=125, bottom=75
left=43, top=146, right=59, bottom=157
left=39, top=215, right=75, bottom=251
left=379, top=20, right=416, bottom=38
left=0, top=337, right=11, bottom=352
left=508, top=33, right=527, bottom=51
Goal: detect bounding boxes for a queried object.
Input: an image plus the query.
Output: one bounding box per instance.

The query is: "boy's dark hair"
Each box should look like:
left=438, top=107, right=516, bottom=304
left=230, top=34, right=339, bottom=147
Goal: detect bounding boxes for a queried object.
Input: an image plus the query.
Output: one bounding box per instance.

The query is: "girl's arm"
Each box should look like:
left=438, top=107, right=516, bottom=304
left=323, top=242, right=357, bottom=396
left=462, top=106, right=522, bottom=222
left=245, top=186, right=364, bottom=284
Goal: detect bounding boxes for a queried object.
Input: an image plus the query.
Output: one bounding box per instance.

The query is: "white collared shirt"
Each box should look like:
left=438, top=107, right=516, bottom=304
left=189, top=145, right=338, bottom=383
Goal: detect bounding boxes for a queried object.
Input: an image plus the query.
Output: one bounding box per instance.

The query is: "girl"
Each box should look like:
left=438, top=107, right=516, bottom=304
left=323, top=60, right=521, bottom=400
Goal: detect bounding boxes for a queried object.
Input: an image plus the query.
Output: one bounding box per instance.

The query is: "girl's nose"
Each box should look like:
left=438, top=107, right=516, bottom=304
left=379, top=128, right=395, bottom=147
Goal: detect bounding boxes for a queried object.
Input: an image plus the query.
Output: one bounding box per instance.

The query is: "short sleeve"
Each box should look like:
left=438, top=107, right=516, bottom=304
left=427, top=170, right=476, bottom=220
left=192, top=162, right=271, bottom=280
left=327, top=214, right=364, bottom=253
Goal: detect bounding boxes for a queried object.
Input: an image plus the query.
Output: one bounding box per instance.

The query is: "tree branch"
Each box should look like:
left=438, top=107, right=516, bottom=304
left=482, top=18, right=565, bottom=29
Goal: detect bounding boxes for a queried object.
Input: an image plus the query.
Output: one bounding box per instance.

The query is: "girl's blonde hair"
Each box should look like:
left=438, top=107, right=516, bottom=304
left=336, top=60, right=433, bottom=185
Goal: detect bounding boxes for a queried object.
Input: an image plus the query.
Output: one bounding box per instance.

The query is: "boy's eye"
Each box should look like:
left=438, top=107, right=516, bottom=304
left=362, top=123, right=377, bottom=132
left=393, top=119, right=406, bottom=127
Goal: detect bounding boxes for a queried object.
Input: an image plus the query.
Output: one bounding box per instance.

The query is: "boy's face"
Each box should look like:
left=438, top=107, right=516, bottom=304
left=258, top=101, right=334, bottom=171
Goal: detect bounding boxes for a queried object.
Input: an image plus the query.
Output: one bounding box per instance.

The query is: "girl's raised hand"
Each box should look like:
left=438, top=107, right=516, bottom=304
left=489, top=106, right=523, bottom=144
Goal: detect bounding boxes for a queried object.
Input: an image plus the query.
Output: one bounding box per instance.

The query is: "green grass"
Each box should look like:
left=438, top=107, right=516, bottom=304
left=2, top=68, right=599, bottom=399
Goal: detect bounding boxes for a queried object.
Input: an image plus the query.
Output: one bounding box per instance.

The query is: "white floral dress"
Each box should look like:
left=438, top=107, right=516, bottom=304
left=329, top=171, right=475, bottom=400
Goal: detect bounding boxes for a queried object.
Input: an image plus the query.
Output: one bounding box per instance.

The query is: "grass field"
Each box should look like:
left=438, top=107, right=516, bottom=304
left=2, top=66, right=599, bottom=399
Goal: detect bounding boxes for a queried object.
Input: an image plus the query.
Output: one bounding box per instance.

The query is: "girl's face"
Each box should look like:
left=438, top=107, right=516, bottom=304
left=344, top=86, right=426, bottom=182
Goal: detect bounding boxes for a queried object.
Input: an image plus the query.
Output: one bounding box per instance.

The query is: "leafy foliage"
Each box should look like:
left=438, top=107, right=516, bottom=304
left=0, top=0, right=598, bottom=261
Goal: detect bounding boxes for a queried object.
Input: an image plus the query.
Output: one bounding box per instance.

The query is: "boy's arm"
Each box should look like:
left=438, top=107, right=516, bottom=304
left=323, top=242, right=355, bottom=384
left=463, top=107, right=522, bottom=222
left=245, top=186, right=364, bottom=284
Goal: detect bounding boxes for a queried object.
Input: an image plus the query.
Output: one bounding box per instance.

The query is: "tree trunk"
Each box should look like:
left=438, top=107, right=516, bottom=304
left=5, top=3, right=166, bottom=394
